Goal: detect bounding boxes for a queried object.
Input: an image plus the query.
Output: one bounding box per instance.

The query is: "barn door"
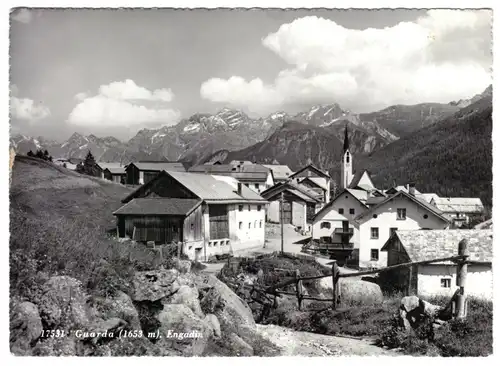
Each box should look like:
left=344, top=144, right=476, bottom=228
left=209, top=205, right=229, bottom=239
left=281, top=202, right=292, bottom=224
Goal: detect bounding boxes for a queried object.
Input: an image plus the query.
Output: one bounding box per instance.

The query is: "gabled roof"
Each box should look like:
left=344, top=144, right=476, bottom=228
left=262, top=165, right=294, bottom=181
left=261, top=181, right=321, bottom=203
left=128, top=162, right=186, bottom=172
left=366, top=196, right=386, bottom=206
left=431, top=197, right=484, bottom=214
left=188, top=164, right=270, bottom=182
left=122, top=171, right=267, bottom=204
left=289, top=164, right=330, bottom=179
left=104, top=166, right=126, bottom=174
left=113, top=198, right=201, bottom=216
left=354, top=190, right=449, bottom=224
left=297, top=176, right=328, bottom=191
left=346, top=188, right=368, bottom=202
left=416, top=193, right=439, bottom=203
left=381, top=229, right=493, bottom=263
left=97, top=162, right=125, bottom=171
left=385, top=185, right=422, bottom=195
left=312, top=188, right=368, bottom=223
left=348, top=171, right=364, bottom=189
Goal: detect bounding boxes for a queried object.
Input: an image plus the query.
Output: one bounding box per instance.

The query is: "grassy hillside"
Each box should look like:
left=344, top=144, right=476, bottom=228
left=356, top=96, right=492, bottom=207
left=9, top=155, right=157, bottom=301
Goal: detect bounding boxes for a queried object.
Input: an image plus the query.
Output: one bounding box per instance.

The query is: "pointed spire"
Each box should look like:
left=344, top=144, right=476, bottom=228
left=343, top=124, right=349, bottom=153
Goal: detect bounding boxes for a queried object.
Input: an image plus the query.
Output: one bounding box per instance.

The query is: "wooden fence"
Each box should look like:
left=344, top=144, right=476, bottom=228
left=260, top=238, right=471, bottom=319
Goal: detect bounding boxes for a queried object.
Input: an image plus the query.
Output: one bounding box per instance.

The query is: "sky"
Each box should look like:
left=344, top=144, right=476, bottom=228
left=10, top=8, right=492, bottom=141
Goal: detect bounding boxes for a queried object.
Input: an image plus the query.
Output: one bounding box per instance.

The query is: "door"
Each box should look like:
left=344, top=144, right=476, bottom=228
left=281, top=201, right=292, bottom=224
left=195, top=248, right=202, bottom=262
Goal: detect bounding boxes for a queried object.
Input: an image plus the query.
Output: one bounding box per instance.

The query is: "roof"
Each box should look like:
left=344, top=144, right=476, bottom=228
left=262, top=165, right=294, bottom=181
left=343, top=124, right=349, bottom=153
left=128, top=162, right=186, bottom=172
left=289, top=164, right=330, bottom=179
left=431, top=197, right=484, bottom=213
left=122, top=171, right=267, bottom=204
left=382, top=229, right=493, bottom=263
left=229, top=160, right=253, bottom=165
left=354, top=190, right=449, bottom=224
left=113, top=198, right=201, bottom=216
left=300, top=177, right=328, bottom=191
left=348, top=171, right=364, bottom=189
left=366, top=196, right=386, bottom=205
left=98, top=162, right=124, bottom=170
left=346, top=188, right=368, bottom=203
left=188, top=164, right=270, bottom=182
left=261, top=182, right=321, bottom=203
left=312, top=188, right=368, bottom=222
left=385, top=185, right=422, bottom=195
left=416, top=193, right=439, bottom=203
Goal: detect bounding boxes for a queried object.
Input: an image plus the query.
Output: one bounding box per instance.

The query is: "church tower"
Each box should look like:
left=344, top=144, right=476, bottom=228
left=340, top=124, right=353, bottom=189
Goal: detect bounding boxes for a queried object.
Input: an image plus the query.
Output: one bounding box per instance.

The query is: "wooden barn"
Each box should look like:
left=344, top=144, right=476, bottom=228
left=98, top=162, right=126, bottom=183
left=114, top=170, right=268, bottom=261
left=261, top=181, right=322, bottom=231
left=381, top=230, right=493, bottom=300
left=125, top=162, right=186, bottom=185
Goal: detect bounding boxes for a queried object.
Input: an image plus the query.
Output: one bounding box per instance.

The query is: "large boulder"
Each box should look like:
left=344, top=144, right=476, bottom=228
left=10, top=301, right=43, bottom=355
left=194, top=274, right=257, bottom=345
left=132, top=269, right=180, bottom=302
left=172, top=258, right=192, bottom=274
left=32, top=336, right=78, bottom=356
left=156, top=304, right=212, bottom=356
left=37, top=276, right=91, bottom=329
left=162, top=285, right=203, bottom=317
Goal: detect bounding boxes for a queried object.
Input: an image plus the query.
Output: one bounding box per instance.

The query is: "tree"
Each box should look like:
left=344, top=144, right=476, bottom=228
left=77, top=150, right=100, bottom=177
left=35, top=150, right=44, bottom=159
left=27, top=150, right=34, bottom=157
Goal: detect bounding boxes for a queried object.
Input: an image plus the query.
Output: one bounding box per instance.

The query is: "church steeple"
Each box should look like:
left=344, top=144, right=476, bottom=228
left=340, top=124, right=353, bottom=190
left=343, top=124, right=349, bottom=153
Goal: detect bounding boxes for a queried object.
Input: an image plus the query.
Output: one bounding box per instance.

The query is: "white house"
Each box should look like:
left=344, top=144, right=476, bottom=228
left=115, top=170, right=268, bottom=261
left=381, top=230, right=493, bottom=300
left=354, top=190, right=450, bottom=269
left=188, top=163, right=274, bottom=194
left=262, top=164, right=294, bottom=183
left=311, top=188, right=369, bottom=252
left=430, top=197, right=485, bottom=227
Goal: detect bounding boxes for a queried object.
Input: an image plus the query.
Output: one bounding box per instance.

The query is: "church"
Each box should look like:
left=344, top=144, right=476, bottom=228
left=309, top=125, right=451, bottom=269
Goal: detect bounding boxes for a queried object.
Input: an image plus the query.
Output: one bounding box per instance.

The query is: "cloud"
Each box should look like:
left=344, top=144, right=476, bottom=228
left=10, top=96, right=51, bottom=121
left=11, top=8, right=33, bottom=24
left=68, top=80, right=180, bottom=127
left=200, top=10, right=492, bottom=114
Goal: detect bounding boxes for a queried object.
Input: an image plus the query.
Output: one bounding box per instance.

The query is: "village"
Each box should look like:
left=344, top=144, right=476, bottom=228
left=53, top=126, right=493, bottom=302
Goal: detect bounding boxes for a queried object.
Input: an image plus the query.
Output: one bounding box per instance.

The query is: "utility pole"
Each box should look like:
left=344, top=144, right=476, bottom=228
left=280, top=190, right=284, bottom=254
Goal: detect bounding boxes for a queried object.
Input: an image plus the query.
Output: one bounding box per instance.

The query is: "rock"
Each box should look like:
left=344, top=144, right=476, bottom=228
left=157, top=304, right=212, bottom=356
left=37, top=276, right=90, bottom=329
left=10, top=301, right=43, bottom=354
left=32, top=336, right=78, bottom=356
left=194, top=274, right=257, bottom=345
left=163, top=285, right=203, bottom=317
left=103, top=291, right=141, bottom=330
left=204, top=314, right=221, bottom=338
left=172, top=258, right=192, bottom=274
left=399, top=296, right=444, bottom=330
left=132, top=269, right=180, bottom=302
left=85, top=317, right=128, bottom=345
left=226, top=333, right=254, bottom=356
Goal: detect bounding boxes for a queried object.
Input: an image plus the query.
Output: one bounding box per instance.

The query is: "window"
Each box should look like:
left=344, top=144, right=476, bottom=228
left=423, top=214, right=428, bottom=219
left=370, top=249, right=379, bottom=261
left=370, top=227, right=379, bottom=239
left=441, top=278, right=451, bottom=288
left=346, top=152, right=350, bottom=163
left=238, top=205, right=243, bottom=212
left=255, top=183, right=260, bottom=190
left=320, top=222, right=331, bottom=229
left=373, top=214, right=378, bottom=219
left=259, top=221, right=262, bottom=228
left=257, top=205, right=262, bottom=211
left=390, top=227, right=398, bottom=236
left=248, top=205, right=251, bottom=211
left=245, top=183, right=249, bottom=187
left=338, top=208, right=344, bottom=214
left=248, top=222, right=251, bottom=229
left=397, top=208, right=407, bottom=220
left=349, top=208, right=355, bottom=215
left=239, top=222, right=242, bottom=229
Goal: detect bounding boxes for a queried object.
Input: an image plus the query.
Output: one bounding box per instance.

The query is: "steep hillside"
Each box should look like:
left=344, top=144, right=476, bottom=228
left=357, top=95, right=493, bottom=206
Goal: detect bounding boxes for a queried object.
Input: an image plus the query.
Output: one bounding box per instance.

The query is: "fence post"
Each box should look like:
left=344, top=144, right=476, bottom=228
left=295, top=269, right=303, bottom=310
left=456, top=239, right=469, bottom=319
left=332, top=261, right=339, bottom=309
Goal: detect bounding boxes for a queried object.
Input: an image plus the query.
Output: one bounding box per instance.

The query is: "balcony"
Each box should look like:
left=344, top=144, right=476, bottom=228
left=334, top=227, right=354, bottom=236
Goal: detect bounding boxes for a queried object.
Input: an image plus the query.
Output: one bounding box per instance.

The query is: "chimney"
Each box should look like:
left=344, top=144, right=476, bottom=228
left=408, top=182, right=416, bottom=196
left=237, top=182, right=242, bottom=195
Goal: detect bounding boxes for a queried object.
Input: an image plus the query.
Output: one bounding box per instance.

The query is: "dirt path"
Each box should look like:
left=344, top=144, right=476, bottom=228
left=257, top=324, right=398, bottom=356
